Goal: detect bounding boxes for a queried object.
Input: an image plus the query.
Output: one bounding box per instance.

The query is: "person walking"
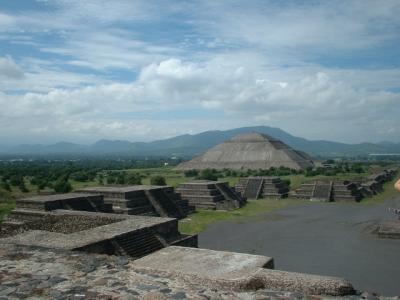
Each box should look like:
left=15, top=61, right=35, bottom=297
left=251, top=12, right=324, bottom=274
left=395, top=178, right=400, bottom=192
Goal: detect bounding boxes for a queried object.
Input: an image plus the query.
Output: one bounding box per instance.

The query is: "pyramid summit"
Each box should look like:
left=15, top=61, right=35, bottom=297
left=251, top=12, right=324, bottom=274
left=176, top=132, right=315, bottom=171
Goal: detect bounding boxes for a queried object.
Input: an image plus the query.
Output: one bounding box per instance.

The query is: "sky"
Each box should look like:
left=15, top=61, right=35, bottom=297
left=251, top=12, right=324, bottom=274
left=0, top=0, right=399, bottom=145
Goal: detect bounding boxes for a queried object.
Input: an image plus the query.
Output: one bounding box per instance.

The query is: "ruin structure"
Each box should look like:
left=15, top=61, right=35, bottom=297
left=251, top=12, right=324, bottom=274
left=176, top=180, right=246, bottom=210
left=235, top=176, right=289, bottom=199
left=76, top=185, right=192, bottom=219
left=290, top=181, right=362, bottom=202
left=0, top=193, right=196, bottom=258
left=176, top=132, right=315, bottom=171
left=0, top=189, right=389, bottom=297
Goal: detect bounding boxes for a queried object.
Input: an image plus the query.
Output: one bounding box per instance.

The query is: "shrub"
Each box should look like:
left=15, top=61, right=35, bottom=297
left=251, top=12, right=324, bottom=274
left=126, top=173, right=142, bottom=185
left=184, top=169, right=198, bottom=177
left=53, top=174, right=72, bottom=193
left=197, top=169, right=218, bottom=181
left=150, top=175, right=166, bottom=186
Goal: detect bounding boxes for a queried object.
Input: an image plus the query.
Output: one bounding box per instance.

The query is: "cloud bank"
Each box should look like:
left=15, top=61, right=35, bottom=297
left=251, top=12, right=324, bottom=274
left=0, top=0, right=399, bottom=145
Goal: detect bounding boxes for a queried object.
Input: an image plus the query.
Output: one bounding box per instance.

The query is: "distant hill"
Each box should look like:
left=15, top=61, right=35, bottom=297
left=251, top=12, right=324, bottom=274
left=1, top=126, right=400, bottom=157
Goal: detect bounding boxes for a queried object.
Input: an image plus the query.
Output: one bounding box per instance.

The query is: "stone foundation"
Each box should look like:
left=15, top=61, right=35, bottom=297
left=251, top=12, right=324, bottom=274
left=290, top=181, right=363, bottom=202
left=1, top=209, right=197, bottom=259
left=176, top=180, right=246, bottom=210
left=0, top=243, right=360, bottom=299
left=77, top=185, right=192, bottom=219
left=373, top=220, right=400, bottom=239
left=235, top=176, right=289, bottom=199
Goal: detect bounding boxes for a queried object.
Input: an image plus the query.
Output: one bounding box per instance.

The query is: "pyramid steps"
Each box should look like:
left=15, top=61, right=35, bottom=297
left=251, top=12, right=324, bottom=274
left=175, top=132, right=315, bottom=171
left=290, top=181, right=364, bottom=202
left=77, top=186, right=189, bottom=219
left=177, top=181, right=245, bottom=211
left=112, top=229, right=164, bottom=259
left=235, top=177, right=289, bottom=199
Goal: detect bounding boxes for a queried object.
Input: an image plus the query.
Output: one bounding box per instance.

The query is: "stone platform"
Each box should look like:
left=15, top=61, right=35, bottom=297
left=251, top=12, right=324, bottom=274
left=176, top=180, right=246, bottom=210
left=77, top=185, right=192, bottom=219
left=0, top=210, right=197, bottom=259
left=15, top=193, right=111, bottom=212
left=133, top=246, right=274, bottom=280
left=374, top=220, right=400, bottom=239
left=290, top=181, right=362, bottom=202
left=0, top=243, right=358, bottom=299
left=235, top=176, right=289, bottom=199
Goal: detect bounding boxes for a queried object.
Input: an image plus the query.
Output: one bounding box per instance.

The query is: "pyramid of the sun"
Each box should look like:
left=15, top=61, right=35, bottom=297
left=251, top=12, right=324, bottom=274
left=176, top=132, right=315, bottom=171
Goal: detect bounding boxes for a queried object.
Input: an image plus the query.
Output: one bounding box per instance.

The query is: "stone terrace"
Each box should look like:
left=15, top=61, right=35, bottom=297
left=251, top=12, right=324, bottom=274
left=290, top=181, right=363, bottom=202
left=176, top=180, right=246, bottom=210
left=1, top=210, right=197, bottom=259
left=235, top=177, right=289, bottom=199
left=15, top=193, right=111, bottom=212
left=0, top=243, right=360, bottom=299
left=76, top=185, right=191, bottom=219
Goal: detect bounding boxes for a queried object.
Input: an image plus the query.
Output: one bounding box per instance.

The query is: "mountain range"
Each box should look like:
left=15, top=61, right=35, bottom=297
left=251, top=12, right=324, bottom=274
left=1, top=126, right=400, bottom=158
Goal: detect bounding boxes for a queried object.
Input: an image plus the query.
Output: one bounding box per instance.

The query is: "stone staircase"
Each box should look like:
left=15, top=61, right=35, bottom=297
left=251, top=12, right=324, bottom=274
left=235, top=177, right=289, bottom=199
left=105, top=191, right=158, bottom=216
left=144, top=188, right=185, bottom=219
left=311, top=182, right=332, bottom=202
left=291, top=181, right=363, bottom=202
left=112, top=228, right=165, bottom=259
left=176, top=181, right=245, bottom=210
left=331, top=181, right=362, bottom=202
left=77, top=186, right=190, bottom=219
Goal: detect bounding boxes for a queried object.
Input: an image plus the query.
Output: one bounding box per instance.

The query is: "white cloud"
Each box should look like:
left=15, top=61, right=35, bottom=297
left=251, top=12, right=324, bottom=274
left=0, top=56, right=24, bottom=79
left=0, top=1, right=399, bottom=144
left=0, top=58, right=399, bottom=144
left=196, top=0, right=400, bottom=52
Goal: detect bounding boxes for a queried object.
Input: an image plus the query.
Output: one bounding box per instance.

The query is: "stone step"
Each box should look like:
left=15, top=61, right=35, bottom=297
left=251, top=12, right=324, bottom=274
left=1, top=220, right=26, bottom=227
left=190, top=202, right=217, bottom=209
left=104, top=196, right=150, bottom=206
left=181, top=195, right=225, bottom=203
left=262, top=193, right=288, bottom=198
left=176, top=188, right=220, bottom=196
left=114, top=230, right=164, bottom=258
left=262, top=187, right=289, bottom=193
left=178, top=183, right=217, bottom=189
left=104, top=198, right=150, bottom=208
left=7, top=209, right=47, bottom=222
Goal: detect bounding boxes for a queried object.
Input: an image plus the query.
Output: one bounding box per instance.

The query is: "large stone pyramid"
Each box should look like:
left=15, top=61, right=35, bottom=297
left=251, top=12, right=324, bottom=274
left=176, top=132, right=314, bottom=170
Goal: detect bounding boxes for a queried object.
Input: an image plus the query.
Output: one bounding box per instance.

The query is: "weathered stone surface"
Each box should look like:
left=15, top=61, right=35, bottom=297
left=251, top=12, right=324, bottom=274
left=132, top=246, right=274, bottom=279
left=176, top=180, right=245, bottom=210
left=132, top=246, right=354, bottom=296
left=0, top=243, right=396, bottom=299
left=175, top=132, right=315, bottom=171
left=373, top=220, right=400, bottom=239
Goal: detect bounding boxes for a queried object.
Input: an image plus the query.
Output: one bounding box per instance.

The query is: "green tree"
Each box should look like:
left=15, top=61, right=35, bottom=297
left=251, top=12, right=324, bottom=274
left=150, top=175, right=166, bottom=186
left=126, top=173, right=142, bottom=185
left=54, top=175, right=72, bottom=193
left=197, top=169, right=218, bottom=181
left=116, top=173, right=126, bottom=185
left=19, top=181, right=29, bottom=193
left=1, top=181, right=11, bottom=192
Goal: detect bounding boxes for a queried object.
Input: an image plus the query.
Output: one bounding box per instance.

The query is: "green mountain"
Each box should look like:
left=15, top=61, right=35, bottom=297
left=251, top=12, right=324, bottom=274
left=2, top=126, right=400, bottom=157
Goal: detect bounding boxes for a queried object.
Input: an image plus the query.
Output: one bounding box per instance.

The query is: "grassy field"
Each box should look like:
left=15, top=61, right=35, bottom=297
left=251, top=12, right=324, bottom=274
left=0, top=190, right=15, bottom=222
left=1, top=165, right=397, bottom=227
left=179, top=198, right=309, bottom=235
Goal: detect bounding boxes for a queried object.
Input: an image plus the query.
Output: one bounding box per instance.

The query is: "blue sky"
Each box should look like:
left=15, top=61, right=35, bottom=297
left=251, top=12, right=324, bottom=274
left=0, top=0, right=399, bottom=145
